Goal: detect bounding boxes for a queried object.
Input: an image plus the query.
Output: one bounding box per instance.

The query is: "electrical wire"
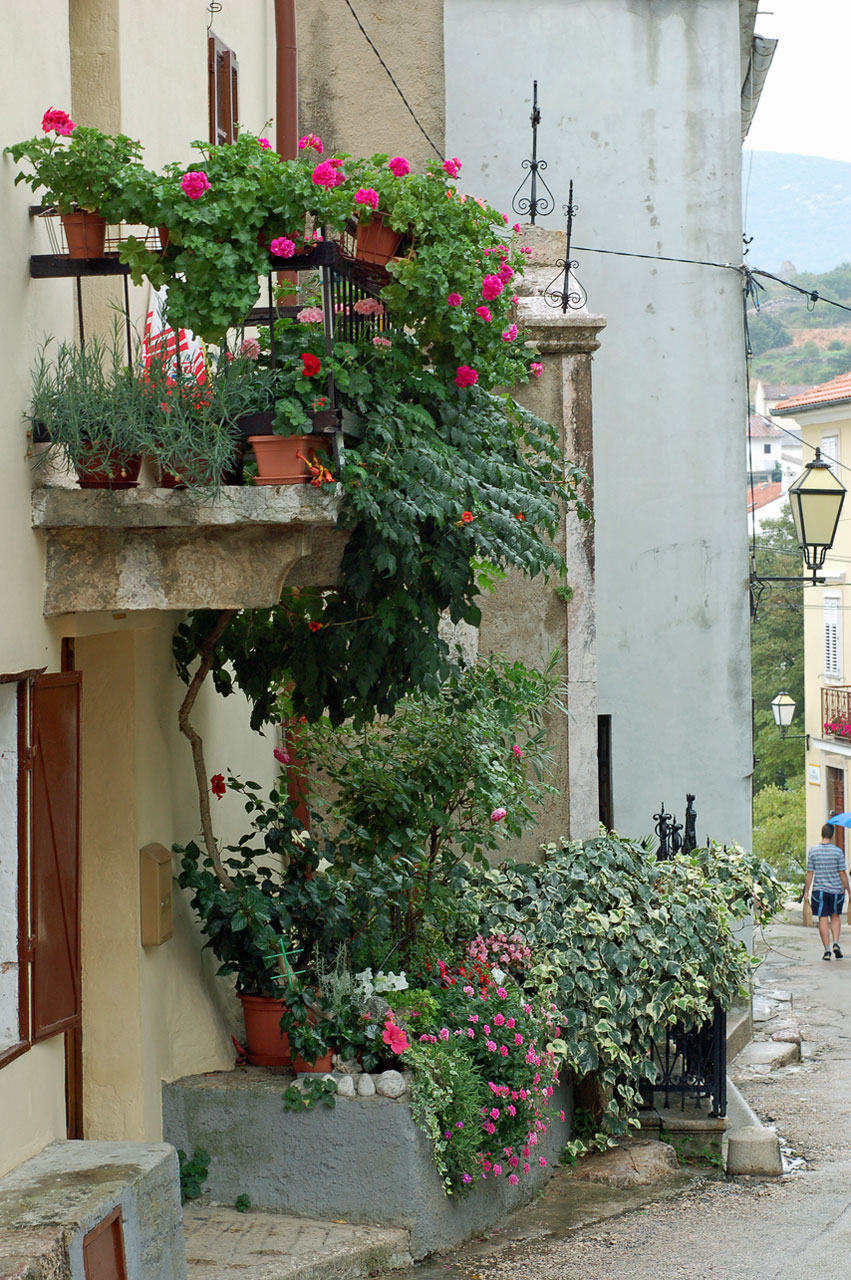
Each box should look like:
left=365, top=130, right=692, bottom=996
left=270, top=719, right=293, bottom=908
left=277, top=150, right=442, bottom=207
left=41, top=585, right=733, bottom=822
left=340, top=0, right=443, bottom=159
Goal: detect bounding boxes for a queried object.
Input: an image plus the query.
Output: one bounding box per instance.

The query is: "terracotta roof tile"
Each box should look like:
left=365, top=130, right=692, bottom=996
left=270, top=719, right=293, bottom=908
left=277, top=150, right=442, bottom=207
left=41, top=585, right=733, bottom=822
left=773, top=371, right=851, bottom=413
left=747, top=482, right=783, bottom=513
left=748, top=413, right=782, bottom=438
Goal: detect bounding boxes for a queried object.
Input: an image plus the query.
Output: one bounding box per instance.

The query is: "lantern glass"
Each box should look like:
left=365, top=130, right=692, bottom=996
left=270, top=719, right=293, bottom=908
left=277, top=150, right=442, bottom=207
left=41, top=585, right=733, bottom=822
left=787, top=452, right=846, bottom=566
left=771, top=691, right=796, bottom=729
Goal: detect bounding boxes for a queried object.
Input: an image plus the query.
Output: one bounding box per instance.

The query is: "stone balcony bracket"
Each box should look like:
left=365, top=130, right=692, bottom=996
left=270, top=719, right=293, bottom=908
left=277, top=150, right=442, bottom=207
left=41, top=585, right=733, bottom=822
left=31, top=485, right=347, bottom=616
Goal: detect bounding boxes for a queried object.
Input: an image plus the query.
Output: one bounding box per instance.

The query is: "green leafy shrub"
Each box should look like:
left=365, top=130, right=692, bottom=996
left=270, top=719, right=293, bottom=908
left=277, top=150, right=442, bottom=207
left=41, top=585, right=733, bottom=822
left=752, top=783, right=806, bottom=888
left=177, top=1147, right=210, bottom=1202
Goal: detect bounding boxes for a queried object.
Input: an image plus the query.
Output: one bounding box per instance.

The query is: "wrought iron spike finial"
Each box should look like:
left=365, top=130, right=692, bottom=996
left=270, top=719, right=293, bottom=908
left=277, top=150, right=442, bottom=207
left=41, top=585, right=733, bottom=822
left=543, top=182, right=588, bottom=312
left=511, top=81, right=555, bottom=225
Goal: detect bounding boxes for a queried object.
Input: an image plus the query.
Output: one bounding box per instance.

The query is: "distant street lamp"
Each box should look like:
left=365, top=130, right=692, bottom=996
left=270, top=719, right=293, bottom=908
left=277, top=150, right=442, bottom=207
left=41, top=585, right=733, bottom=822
left=771, top=691, right=809, bottom=749
left=786, top=448, right=847, bottom=583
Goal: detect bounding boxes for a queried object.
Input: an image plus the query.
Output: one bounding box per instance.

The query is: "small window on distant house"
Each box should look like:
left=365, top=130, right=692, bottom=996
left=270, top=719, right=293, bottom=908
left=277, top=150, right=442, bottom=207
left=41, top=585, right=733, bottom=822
left=763, top=443, right=771, bottom=455
left=208, top=33, right=239, bottom=146
left=824, top=593, right=842, bottom=680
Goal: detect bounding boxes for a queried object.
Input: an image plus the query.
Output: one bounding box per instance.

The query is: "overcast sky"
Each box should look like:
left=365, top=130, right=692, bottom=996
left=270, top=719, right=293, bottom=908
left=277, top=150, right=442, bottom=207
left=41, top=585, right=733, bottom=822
left=744, top=0, right=851, bottom=165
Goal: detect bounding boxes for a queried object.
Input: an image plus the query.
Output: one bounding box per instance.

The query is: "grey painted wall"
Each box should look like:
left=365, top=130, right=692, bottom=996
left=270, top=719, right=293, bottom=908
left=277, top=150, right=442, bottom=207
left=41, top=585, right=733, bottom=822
left=445, top=0, right=753, bottom=847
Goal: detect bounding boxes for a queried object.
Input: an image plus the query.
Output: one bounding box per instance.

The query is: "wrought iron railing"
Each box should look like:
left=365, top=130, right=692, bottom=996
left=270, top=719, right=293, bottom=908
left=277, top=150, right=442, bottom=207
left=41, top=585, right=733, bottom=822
left=822, top=686, right=851, bottom=739
left=642, top=1001, right=727, bottom=1117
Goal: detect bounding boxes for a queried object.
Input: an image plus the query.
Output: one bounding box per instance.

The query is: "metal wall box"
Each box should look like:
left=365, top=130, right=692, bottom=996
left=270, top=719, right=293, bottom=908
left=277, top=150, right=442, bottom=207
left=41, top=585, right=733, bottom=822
left=140, top=844, right=173, bottom=946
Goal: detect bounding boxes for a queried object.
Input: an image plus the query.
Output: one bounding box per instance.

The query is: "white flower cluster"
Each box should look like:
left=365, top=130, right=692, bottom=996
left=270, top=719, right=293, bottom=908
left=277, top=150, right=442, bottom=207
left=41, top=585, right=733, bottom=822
left=354, top=968, right=409, bottom=998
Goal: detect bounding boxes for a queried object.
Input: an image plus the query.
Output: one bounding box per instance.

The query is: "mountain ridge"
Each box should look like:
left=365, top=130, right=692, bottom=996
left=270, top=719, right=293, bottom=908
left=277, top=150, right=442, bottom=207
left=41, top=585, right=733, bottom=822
left=742, top=150, right=851, bottom=274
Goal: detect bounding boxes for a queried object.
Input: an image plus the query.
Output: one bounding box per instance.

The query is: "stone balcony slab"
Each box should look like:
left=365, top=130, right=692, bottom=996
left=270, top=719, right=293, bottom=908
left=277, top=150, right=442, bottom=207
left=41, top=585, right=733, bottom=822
left=31, top=485, right=347, bottom=615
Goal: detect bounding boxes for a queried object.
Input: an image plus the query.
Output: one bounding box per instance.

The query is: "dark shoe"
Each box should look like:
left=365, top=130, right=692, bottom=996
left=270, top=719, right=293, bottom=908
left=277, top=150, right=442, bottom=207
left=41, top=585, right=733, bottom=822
left=835, top=944, right=844, bottom=958
left=824, top=949, right=832, bottom=960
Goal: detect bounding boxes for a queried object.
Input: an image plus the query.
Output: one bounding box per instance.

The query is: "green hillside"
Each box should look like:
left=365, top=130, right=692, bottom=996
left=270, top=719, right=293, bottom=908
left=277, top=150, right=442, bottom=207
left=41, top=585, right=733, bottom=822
left=748, top=262, right=851, bottom=385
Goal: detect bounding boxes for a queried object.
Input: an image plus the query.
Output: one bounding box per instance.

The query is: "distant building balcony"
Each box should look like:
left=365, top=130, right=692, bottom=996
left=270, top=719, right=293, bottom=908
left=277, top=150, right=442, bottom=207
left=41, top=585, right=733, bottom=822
left=822, top=686, right=851, bottom=740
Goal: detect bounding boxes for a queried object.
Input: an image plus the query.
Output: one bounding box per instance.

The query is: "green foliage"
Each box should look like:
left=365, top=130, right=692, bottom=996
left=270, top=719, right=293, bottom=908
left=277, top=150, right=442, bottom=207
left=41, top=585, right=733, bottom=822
left=282, top=1077, right=337, bottom=1112
left=693, top=840, right=785, bottom=925
left=752, top=783, right=806, bottom=887
left=5, top=121, right=143, bottom=215
left=750, top=508, right=805, bottom=791
left=173, top=391, right=584, bottom=727
left=177, top=1148, right=210, bottom=1203
left=461, top=832, right=781, bottom=1140
left=748, top=262, right=851, bottom=384
left=402, top=1037, right=496, bottom=1196
left=234, top=1194, right=251, bottom=1213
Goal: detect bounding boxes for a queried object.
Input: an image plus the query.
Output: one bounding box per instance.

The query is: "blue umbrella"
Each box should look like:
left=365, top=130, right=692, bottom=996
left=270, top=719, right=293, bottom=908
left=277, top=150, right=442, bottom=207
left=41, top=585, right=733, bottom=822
left=828, top=812, right=851, bottom=827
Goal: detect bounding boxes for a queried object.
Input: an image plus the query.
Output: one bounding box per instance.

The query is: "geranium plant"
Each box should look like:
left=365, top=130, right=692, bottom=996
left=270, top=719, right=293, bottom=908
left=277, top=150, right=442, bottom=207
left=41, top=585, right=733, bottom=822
left=6, top=108, right=144, bottom=215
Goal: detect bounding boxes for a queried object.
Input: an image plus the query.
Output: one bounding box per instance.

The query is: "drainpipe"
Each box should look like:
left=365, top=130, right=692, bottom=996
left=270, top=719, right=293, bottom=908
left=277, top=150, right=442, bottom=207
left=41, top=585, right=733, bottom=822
left=274, top=0, right=298, bottom=160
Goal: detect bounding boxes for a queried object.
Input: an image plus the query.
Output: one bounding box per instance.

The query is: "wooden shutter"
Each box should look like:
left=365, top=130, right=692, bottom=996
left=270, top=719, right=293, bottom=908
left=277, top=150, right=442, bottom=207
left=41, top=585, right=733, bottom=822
left=824, top=594, right=842, bottom=680
left=31, top=673, right=81, bottom=1041
left=208, top=33, right=239, bottom=145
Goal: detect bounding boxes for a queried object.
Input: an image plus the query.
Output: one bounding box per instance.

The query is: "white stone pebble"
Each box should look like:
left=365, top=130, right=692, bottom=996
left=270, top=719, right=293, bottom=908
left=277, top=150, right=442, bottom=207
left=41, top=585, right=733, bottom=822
left=375, top=1069, right=407, bottom=1098
left=356, top=1072, right=376, bottom=1097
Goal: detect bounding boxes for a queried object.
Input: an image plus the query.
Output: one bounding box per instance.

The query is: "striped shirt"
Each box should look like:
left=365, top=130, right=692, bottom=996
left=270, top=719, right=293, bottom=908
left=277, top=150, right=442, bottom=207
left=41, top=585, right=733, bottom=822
left=806, top=842, right=846, bottom=892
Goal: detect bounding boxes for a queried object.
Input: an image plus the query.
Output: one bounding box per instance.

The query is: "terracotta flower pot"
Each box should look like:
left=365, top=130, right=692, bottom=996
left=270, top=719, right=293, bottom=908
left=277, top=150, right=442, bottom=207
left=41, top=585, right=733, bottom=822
left=76, top=446, right=141, bottom=489
left=238, top=993, right=334, bottom=1072
left=248, top=434, right=333, bottom=486
left=61, top=210, right=107, bottom=259
left=355, top=212, right=402, bottom=266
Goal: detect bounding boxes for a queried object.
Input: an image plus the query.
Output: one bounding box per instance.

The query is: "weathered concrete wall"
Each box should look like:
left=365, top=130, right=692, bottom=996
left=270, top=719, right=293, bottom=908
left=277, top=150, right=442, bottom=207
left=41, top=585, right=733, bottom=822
left=0, top=1140, right=185, bottom=1280
left=444, top=0, right=753, bottom=848
left=163, top=1070, right=572, bottom=1261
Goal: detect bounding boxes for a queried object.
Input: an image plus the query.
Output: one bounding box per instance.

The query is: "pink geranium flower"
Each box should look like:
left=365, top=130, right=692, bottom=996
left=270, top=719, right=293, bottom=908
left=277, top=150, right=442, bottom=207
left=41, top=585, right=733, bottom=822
left=42, top=108, right=75, bottom=135
left=388, top=156, right=411, bottom=176
left=482, top=274, right=505, bottom=301
left=270, top=236, right=296, bottom=258
left=475, top=306, right=492, bottom=321
left=443, top=156, right=462, bottom=178
left=355, top=187, right=379, bottom=209
left=298, top=133, right=323, bottom=153
left=297, top=307, right=325, bottom=324
left=258, top=137, right=272, bottom=150
left=502, top=324, right=518, bottom=342
left=312, top=161, right=345, bottom=188
left=447, top=292, right=463, bottom=307
left=240, top=338, right=260, bottom=360
left=181, top=170, right=211, bottom=199
left=530, top=363, right=544, bottom=378
left=372, top=335, right=392, bottom=348
left=455, top=365, right=478, bottom=387
left=353, top=297, right=384, bottom=316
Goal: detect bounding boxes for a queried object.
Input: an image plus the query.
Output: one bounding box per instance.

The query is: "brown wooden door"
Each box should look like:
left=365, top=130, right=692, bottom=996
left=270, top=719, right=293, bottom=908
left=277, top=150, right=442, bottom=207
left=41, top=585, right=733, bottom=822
left=83, top=1208, right=127, bottom=1280
left=30, top=673, right=81, bottom=1041
left=828, top=765, right=846, bottom=855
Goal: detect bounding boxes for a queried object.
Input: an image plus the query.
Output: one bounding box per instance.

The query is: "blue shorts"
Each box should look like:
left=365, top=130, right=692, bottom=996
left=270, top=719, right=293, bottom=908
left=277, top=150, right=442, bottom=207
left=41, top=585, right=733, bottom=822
left=812, top=889, right=845, bottom=919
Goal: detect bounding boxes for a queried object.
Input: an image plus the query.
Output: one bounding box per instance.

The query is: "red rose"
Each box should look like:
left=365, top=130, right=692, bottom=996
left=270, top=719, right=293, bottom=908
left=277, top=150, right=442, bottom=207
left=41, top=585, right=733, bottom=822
left=301, top=353, right=322, bottom=377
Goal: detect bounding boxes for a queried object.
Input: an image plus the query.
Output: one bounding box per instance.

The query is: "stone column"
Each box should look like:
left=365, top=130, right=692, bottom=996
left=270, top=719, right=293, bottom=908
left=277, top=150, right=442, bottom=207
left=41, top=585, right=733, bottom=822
left=477, top=225, right=606, bottom=856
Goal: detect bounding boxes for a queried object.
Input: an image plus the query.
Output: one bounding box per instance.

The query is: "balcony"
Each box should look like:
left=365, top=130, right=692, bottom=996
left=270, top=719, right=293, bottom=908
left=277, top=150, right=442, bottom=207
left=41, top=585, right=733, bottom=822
left=821, top=686, right=851, bottom=740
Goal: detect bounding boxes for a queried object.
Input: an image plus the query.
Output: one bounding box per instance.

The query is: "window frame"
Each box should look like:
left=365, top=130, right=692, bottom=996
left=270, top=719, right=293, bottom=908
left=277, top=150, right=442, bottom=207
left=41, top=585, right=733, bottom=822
left=208, top=32, right=239, bottom=146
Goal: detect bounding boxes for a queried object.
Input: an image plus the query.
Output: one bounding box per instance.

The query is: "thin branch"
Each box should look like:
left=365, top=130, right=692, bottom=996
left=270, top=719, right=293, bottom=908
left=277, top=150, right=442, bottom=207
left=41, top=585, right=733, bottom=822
left=177, top=609, right=238, bottom=891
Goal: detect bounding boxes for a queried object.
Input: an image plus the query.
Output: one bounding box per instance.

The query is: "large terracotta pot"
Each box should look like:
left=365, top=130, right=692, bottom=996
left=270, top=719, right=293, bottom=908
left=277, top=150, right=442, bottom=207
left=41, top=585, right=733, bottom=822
left=238, top=993, right=334, bottom=1072
left=61, top=210, right=107, bottom=259
left=248, top=434, right=332, bottom=486
left=355, top=212, right=402, bottom=266
left=76, top=446, right=141, bottom=489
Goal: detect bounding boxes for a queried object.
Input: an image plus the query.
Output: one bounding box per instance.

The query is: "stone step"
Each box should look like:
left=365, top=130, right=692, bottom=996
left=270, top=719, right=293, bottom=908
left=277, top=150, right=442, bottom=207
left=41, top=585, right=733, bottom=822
left=183, top=1206, right=412, bottom=1280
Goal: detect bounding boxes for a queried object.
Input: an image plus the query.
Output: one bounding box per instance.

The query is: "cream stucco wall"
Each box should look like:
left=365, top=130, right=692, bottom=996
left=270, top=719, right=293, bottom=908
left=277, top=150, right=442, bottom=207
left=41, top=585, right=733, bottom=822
left=0, top=0, right=281, bottom=1172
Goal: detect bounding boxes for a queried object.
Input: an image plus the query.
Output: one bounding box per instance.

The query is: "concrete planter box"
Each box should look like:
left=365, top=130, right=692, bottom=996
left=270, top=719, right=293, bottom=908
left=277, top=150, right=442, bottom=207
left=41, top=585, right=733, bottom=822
left=163, top=1069, right=572, bottom=1260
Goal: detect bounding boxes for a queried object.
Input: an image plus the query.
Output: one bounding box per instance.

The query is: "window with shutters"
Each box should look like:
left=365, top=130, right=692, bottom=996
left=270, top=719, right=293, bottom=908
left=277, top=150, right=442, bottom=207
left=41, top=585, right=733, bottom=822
left=208, top=33, right=239, bottom=146
left=821, top=434, right=840, bottom=476
left=824, top=593, right=842, bottom=680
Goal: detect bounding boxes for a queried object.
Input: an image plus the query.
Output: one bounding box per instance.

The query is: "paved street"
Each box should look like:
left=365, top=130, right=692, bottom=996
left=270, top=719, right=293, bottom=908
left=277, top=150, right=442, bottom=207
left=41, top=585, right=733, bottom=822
left=375, top=907, right=851, bottom=1279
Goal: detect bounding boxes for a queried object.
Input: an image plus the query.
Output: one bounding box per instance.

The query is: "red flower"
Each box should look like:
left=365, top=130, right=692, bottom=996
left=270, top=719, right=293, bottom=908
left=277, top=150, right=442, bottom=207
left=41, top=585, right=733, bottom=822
left=308, top=621, right=323, bottom=632
left=461, top=511, right=474, bottom=524
left=301, top=353, right=322, bottom=377
left=516, top=512, right=526, bottom=521
left=210, top=773, right=226, bottom=799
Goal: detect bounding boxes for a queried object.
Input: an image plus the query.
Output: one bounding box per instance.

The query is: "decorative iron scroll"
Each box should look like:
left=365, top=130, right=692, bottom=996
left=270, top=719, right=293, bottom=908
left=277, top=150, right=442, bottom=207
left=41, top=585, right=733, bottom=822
left=511, top=81, right=555, bottom=225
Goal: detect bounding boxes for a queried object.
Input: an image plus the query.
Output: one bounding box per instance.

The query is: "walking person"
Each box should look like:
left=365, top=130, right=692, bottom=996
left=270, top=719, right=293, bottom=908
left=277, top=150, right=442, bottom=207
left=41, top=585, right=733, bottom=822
left=805, top=822, right=851, bottom=960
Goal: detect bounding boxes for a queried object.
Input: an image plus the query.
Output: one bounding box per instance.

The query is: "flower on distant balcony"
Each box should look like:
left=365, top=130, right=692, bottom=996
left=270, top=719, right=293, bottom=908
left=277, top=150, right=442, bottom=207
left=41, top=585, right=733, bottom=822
left=181, top=169, right=211, bottom=199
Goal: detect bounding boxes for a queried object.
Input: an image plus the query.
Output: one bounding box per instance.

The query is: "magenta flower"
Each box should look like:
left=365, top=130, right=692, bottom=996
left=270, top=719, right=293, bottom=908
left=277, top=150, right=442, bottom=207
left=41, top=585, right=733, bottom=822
left=297, top=306, right=325, bottom=324
left=355, top=186, right=379, bottom=209
left=514, top=1032, right=524, bottom=1046
left=455, top=365, right=478, bottom=388
left=499, top=1045, right=509, bottom=1057
left=490, top=1107, right=500, bottom=1119
left=180, top=170, right=211, bottom=199
left=493, top=1163, right=503, bottom=1176
left=512, top=744, right=523, bottom=758
left=388, top=156, right=411, bottom=176
left=482, top=274, right=505, bottom=301
left=512, top=222, right=521, bottom=233
left=258, top=137, right=272, bottom=150
left=498, top=264, right=515, bottom=284
left=490, top=807, right=507, bottom=822
left=539, top=1157, right=547, bottom=1167
left=462, top=1173, right=472, bottom=1184
left=486, top=1040, right=497, bottom=1052
left=496, top=986, right=508, bottom=999
left=240, top=338, right=260, bottom=360
left=512, top=294, right=520, bottom=304
left=372, top=335, right=392, bottom=348
left=475, top=306, right=492, bottom=321
left=443, top=156, right=462, bottom=178
left=382, top=1018, right=410, bottom=1054
left=502, top=324, right=518, bottom=342
left=508, top=1173, right=519, bottom=1185
left=438, top=1027, right=450, bottom=1041
left=270, top=236, right=296, bottom=258
left=353, top=297, right=384, bottom=316
left=42, top=108, right=75, bottom=135
left=312, top=161, right=345, bottom=188
left=273, top=746, right=290, bottom=765
left=447, top=292, right=463, bottom=307
left=298, top=133, right=323, bottom=153
left=530, top=362, right=544, bottom=378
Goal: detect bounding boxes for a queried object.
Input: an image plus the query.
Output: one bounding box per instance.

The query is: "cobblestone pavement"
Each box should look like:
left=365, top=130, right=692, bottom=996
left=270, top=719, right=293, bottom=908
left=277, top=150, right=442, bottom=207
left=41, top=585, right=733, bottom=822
left=375, top=910, right=851, bottom=1279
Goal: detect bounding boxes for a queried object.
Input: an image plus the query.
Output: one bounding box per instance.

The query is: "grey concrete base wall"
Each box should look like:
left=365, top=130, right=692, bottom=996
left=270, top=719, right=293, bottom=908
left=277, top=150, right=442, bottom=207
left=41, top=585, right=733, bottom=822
left=0, top=1141, right=185, bottom=1280
left=163, top=1071, right=572, bottom=1260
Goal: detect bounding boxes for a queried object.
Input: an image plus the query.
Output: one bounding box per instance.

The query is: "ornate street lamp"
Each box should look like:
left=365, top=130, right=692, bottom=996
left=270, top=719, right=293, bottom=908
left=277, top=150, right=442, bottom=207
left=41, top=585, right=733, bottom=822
left=771, top=691, right=809, bottom=748
left=786, top=448, right=846, bottom=583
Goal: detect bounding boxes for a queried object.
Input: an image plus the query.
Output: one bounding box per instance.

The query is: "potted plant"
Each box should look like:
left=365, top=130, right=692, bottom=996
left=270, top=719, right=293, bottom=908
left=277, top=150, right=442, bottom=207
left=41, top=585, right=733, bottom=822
left=29, top=335, right=145, bottom=487
left=139, top=352, right=243, bottom=489
left=6, top=108, right=144, bottom=258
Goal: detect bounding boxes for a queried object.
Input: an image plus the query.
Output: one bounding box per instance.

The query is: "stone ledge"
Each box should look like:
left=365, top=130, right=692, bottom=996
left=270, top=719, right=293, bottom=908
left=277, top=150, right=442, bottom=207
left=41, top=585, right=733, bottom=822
left=30, top=486, right=347, bottom=615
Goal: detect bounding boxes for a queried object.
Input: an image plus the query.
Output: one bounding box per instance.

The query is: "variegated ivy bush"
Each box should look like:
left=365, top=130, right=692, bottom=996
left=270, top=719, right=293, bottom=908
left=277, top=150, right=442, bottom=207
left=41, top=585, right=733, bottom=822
left=462, top=833, right=783, bottom=1150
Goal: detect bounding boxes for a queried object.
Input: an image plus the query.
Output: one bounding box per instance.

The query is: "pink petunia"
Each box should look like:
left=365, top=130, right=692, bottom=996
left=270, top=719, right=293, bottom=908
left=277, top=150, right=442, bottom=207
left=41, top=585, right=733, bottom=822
left=388, top=156, right=411, bottom=176
left=181, top=170, right=211, bottom=199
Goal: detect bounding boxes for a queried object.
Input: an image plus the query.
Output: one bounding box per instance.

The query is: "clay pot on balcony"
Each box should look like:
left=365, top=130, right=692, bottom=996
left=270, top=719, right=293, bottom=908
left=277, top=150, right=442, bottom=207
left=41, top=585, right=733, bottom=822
left=237, top=993, right=334, bottom=1072
left=355, top=212, right=402, bottom=267
left=76, top=445, right=141, bottom=488
left=248, top=434, right=333, bottom=486
left=61, top=210, right=107, bottom=259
